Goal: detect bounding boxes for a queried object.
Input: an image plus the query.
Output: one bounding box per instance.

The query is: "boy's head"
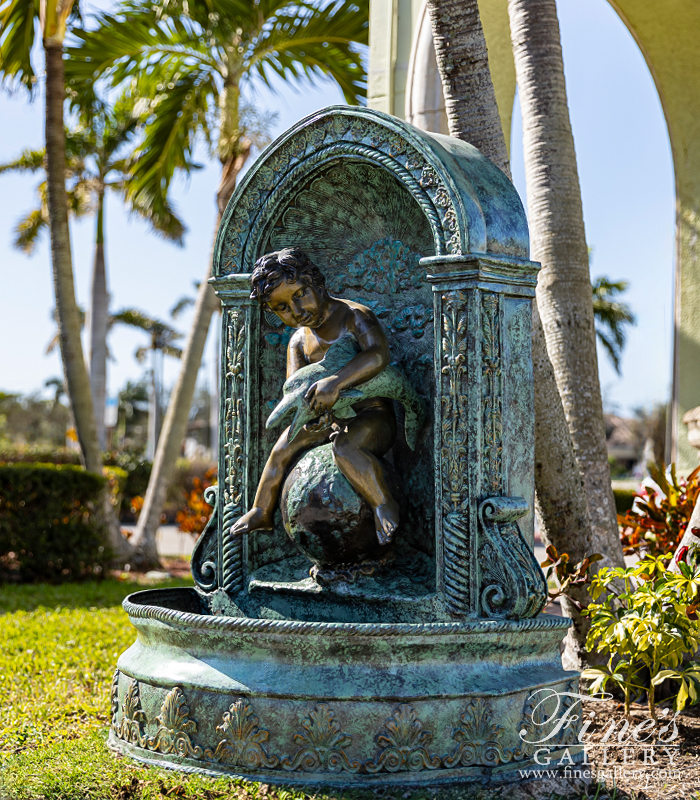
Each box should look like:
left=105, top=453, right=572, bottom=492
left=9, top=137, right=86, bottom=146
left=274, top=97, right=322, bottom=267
left=251, top=248, right=329, bottom=329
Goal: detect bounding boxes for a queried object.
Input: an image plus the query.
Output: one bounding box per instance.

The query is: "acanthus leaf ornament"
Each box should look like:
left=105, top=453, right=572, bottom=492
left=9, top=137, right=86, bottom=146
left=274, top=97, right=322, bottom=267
left=144, top=687, right=204, bottom=759
left=281, top=704, right=360, bottom=773
left=209, top=698, right=279, bottom=769
left=365, top=705, right=441, bottom=773
left=443, top=699, right=518, bottom=767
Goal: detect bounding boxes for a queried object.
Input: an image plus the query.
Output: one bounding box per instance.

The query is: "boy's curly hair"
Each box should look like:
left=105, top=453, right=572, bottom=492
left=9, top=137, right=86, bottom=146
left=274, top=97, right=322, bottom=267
left=250, top=247, right=326, bottom=304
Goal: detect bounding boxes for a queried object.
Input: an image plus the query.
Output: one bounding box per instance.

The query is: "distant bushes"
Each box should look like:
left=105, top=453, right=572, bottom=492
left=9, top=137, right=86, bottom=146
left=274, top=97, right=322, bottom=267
left=0, top=463, right=109, bottom=582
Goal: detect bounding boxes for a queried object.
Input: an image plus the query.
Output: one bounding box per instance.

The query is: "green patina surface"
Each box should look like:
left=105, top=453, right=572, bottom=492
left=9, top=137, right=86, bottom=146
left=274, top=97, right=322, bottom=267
left=110, top=106, right=575, bottom=786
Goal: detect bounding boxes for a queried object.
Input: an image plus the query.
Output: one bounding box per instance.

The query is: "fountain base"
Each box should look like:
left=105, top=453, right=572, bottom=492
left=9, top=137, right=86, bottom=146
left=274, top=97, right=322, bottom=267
left=109, top=587, right=583, bottom=787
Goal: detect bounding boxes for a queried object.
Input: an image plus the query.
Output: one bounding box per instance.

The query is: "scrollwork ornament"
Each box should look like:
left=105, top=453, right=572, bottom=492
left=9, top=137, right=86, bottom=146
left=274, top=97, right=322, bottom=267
left=419, top=164, right=439, bottom=189
left=365, top=705, right=441, bottom=773
left=440, top=292, right=469, bottom=513
left=281, top=704, right=360, bottom=773
left=481, top=293, right=503, bottom=495
left=306, top=126, right=325, bottom=151
left=478, top=498, right=548, bottom=619
left=144, top=687, right=204, bottom=759
left=221, top=309, right=246, bottom=593
left=208, top=698, right=279, bottom=769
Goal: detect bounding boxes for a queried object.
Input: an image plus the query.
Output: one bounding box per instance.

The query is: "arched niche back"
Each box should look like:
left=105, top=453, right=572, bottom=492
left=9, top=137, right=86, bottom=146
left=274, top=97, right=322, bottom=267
left=207, top=106, right=538, bottom=606
left=252, top=160, right=437, bottom=567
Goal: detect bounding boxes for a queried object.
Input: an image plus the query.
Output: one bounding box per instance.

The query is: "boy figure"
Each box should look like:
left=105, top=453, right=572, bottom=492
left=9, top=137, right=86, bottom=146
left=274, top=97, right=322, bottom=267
left=231, top=247, right=400, bottom=545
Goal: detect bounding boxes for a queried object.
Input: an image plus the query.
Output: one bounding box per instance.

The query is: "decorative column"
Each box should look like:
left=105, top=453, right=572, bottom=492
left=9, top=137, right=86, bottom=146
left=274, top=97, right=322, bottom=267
left=426, top=254, right=547, bottom=620
left=211, top=275, right=259, bottom=595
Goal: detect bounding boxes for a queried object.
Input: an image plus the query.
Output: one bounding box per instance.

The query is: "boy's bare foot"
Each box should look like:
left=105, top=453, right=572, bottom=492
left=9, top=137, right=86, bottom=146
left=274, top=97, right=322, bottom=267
left=231, top=507, right=273, bottom=536
left=374, top=500, right=399, bottom=545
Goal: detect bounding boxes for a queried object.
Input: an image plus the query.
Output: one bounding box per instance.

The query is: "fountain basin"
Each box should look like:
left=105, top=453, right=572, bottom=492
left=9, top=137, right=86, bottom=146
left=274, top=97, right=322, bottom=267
left=109, top=587, right=583, bottom=786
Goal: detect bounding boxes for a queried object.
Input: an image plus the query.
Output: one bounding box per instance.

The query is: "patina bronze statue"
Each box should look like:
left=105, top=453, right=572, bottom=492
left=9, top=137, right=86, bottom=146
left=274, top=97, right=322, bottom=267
left=231, top=246, right=413, bottom=546
left=110, top=107, right=573, bottom=789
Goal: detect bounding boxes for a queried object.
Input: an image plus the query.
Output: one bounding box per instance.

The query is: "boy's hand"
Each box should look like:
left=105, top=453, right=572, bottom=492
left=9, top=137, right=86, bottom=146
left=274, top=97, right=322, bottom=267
left=305, top=376, right=341, bottom=415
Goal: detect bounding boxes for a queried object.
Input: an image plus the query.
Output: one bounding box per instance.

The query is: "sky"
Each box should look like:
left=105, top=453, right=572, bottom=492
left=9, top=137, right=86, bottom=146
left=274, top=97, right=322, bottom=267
left=0, top=0, right=675, bottom=419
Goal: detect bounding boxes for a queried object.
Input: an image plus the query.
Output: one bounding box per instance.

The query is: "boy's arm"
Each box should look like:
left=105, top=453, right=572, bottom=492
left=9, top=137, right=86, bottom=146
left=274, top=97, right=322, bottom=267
left=286, top=330, right=308, bottom=378
left=305, top=307, right=389, bottom=415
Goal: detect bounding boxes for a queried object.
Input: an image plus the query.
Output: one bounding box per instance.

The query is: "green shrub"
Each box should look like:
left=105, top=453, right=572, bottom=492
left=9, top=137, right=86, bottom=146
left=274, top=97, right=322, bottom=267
left=613, top=486, right=637, bottom=514
left=619, top=462, right=700, bottom=556
left=0, top=445, right=82, bottom=465
left=582, top=551, right=700, bottom=718
left=0, top=463, right=109, bottom=582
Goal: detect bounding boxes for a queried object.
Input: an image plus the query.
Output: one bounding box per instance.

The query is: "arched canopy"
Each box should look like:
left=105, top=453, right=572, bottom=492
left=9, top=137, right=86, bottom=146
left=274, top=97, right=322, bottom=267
left=213, top=105, right=529, bottom=278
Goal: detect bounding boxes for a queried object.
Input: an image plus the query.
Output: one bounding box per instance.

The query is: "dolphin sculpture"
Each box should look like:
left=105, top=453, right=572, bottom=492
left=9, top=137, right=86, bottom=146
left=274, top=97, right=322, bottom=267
left=266, top=336, right=427, bottom=449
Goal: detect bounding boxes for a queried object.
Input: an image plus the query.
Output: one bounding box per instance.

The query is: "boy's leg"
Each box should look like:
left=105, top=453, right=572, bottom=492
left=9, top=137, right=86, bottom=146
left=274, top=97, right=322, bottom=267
left=331, top=407, right=399, bottom=544
left=232, top=423, right=329, bottom=535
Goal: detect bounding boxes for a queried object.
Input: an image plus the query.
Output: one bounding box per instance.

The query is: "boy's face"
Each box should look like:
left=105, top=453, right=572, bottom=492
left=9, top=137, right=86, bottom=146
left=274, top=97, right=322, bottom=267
left=265, top=279, right=327, bottom=329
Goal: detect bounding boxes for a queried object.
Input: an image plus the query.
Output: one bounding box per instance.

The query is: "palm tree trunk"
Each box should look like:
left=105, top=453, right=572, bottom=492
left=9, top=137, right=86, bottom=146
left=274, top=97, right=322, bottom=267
left=44, top=41, right=101, bottom=474
left=426, top=0, right=599, bottom=666
left=88, top=191, right=108, bottom=449
left=426, top=0, right=509, bottom=175
left=146, top=345, right=158, bottom=461
left=508, top=0, right=624, bottom=571
left=129, top=144, right=251, bottom=567
left=44, top=41, right=133, bottom=563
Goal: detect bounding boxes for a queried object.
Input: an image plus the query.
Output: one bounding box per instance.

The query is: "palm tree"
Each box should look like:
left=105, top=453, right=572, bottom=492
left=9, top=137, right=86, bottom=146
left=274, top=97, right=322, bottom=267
left=425, top=0, right=509, bottom=175
left=0, top=0, right=102, bottom=469
left=111, top=309, right=183, bottom=460
left=0, top=101, right=186, bottom=448
left=67, top=0, right=369, bottom=565
left=0, top=0, right=136, bottom=562
left=508, top=0, right=625, bottom=595
left=425, top=0, right=602, bottom=666
left=592, top=276, right=636, bottom=375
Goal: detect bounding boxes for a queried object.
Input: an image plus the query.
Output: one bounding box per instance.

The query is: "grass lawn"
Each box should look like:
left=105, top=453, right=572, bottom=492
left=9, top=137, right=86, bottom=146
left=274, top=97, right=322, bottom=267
left=0, top=577, right=312, bottom=800
left=0, top=577, right=631, bottom=800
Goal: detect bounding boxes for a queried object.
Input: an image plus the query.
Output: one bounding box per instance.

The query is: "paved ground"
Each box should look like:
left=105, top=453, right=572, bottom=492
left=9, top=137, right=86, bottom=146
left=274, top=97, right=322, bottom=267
left=121, top=524, right=195, bottom=557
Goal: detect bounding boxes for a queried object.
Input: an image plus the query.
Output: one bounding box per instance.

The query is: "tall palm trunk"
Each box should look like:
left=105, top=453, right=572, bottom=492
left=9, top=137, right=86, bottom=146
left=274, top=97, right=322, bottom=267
left=426, top=0, right=597, bottom=666
left=44, top=41, right=101, bottom=474
left=146, top=345, right=163, bottom=461
left=426, top=0, right=509, bottom=174
left=44, top=40, right=133, bottom=563
left=88, top=190, right=108, bottom=449
left=130, top=141, right=251, bottom=566
left=508, top=0, right=623, bottom=571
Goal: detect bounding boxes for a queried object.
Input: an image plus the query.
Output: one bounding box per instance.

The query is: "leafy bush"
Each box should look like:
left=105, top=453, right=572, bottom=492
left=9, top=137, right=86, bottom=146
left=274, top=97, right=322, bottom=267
left=613, top=486, right=636, bottom=514
left=176, top=467, right=217, bottom=536
left=0, top=463, right=109, bottom=581
left=582, top=551, right=700, bottom=718
left=619, top=462, right=700, bottom=557
left=540, top=545, right=602, bottom=608
left=0, top=445, right=82, bottom=465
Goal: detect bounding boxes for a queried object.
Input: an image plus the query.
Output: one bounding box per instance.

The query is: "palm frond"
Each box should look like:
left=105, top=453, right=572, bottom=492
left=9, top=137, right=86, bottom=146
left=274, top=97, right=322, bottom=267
left=170, top=296, right=194, bottom=318
left=124, top=184, right=186, bottom=243
left=13, top=207, right=46, bottom=253
left=65, top=5, right=222, bottom=99
left=246, top=0, right=368, bottom=104
left=0, top=147, right=44, bottom=173
left=126, top=62, right=215, bottom=210
left=0, top=0, right=40, bottom=92
left=162, top=343, right=183, bottom=359
left=592, top=275, right=636, bottom=375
